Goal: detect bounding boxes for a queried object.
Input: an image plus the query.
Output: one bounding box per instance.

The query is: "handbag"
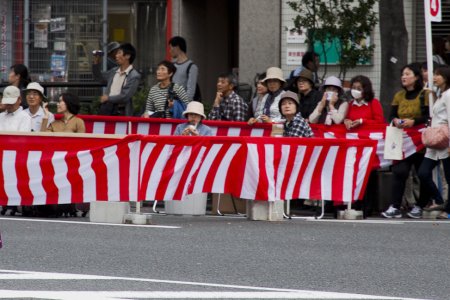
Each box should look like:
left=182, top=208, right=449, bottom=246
left=384, top=122, right=404, bottom=160
left=169, top=99, right=187, bottom=119
left=422, top=124, right=449, bottom=149
left=167, top=83, right=186, bottom=119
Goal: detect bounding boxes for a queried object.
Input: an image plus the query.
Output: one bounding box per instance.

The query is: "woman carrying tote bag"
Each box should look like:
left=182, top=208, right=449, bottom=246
left=382, top=63, right=431, bottom=219
left=417, top=66, right=450, bottom=219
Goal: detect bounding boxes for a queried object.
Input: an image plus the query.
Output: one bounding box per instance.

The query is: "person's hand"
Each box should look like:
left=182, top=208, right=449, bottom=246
left=351, top=119, right=362, bottom=129
left=93, top=55, right=101, bottom=65
left=400, top=118, right=414, bottom=128
left=100, top=95, right=108, bottom=103
left=393, top=118, right=402, bottom=128
left=318, top=93, right=327, bottom=111
left=42, top=102, right=50, bottom=119
left=182, top=125, right=199, bottom=136
left=168, top=99, right=174, bottom=108
left=142, top=111, right=149, bottom=118
left=213, top=92, right=223, bottom=107
left=260, top=115, right=271, bottom=123
left=329, top=92, right=338, bottom=109
left=248, top=118, right=257, bottom=125
left=344, top=119, right=353, bottom=130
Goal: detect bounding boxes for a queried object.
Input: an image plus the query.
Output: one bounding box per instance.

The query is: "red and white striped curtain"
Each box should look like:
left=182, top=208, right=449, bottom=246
left=0, top=134, right=377, bottom=206
left=74, top=115, right=424, bottom=169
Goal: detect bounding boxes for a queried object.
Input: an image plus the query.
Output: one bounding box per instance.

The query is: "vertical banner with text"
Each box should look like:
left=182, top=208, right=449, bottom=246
left=0, top=0, right=12, bottom=81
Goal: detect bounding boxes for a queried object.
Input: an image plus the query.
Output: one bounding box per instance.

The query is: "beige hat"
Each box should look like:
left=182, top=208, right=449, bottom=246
left=183, top=101, right=206, bottom=119
left=1, top=85, right=21, bottom=105
left=263, top=67, right=286, bottom=83
left=25, top=82, right=47, bottom=101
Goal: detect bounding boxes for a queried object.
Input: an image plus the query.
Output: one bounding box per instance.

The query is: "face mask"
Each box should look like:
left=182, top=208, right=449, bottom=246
left=351, top=89, right=362, bottom=99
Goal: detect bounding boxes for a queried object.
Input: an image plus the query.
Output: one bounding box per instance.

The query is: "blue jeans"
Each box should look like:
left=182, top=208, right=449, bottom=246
left=417, top=157, right=450, bottom=207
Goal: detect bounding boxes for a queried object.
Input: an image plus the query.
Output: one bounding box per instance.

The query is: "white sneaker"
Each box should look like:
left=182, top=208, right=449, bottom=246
left=381, top=205, right=402, bottom=218
left=407, top=205, right=422, bottom=219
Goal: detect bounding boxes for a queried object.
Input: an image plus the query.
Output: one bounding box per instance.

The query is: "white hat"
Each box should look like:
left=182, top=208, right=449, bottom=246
left=1, top=85, right=21, bottom=105
left=263, top=67, right=286, bottom=83
left=323, top=76, right=342, bottom=90
left=182, top=101, right=206, bottom=119
left=25, top=82, right=47, bottom=101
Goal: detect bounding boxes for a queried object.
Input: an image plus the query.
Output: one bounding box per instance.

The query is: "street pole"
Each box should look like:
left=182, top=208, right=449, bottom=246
left=424, top=0, right=436, bottom=117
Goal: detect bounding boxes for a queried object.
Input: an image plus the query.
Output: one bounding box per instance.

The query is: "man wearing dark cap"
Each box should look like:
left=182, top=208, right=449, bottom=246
left=107, top=41, right=120, bottom=70
left=92, top=42, right=141, bottom=116
left=279, top=91, right=313, bottom=138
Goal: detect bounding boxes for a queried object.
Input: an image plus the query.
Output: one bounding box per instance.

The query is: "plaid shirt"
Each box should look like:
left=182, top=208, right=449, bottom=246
left=208, top=91, right=248, bottom=121
left=283, top=112, right=314, bottom=137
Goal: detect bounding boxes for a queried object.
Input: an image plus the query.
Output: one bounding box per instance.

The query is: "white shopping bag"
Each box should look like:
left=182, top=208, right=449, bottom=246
left=384, top=124, right=404, bottom=160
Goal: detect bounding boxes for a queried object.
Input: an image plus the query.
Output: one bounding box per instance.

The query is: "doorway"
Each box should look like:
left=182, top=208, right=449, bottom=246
left=180, top=0, right=239, bottom=104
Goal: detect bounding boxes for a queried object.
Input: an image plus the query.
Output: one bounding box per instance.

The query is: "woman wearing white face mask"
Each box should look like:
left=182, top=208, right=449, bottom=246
left=344, top=75, right=385, bottom=130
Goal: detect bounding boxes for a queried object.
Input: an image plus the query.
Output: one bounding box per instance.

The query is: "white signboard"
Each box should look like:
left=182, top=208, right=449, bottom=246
left=286, top=47, right=307, bottom=66
left=286, top=27, right=306, bottom=44
left=429, top=0, right=441, bottom=22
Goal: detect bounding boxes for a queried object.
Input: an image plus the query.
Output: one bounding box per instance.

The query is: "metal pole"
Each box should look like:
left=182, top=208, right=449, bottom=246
left=424, top=0, right=435, bottom=117
left=24, top=0, right=30, bottom=65
left=102, top=0, right=108, bottom=72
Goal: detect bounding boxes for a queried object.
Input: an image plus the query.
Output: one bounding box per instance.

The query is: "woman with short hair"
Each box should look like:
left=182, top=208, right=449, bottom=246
left=344, top=75, right=385, bottom=130
left=278, top=91, right=313, bottom=138
left=42, top=93, right=85, bottom=133
left=143, top=60, right=189, bottom=118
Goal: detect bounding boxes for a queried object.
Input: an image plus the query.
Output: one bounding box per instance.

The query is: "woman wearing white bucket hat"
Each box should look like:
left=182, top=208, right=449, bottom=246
left=248, top=67, right=284, bottom=125
left=24, top=82, right=55, bottom=132
left=309, top=75, right=348, bottom=125
left=174, top=101, right=212, bottom=136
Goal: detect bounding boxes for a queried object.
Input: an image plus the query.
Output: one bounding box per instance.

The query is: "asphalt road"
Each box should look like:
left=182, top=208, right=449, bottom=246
left=0, top=214, right=449, bottom=299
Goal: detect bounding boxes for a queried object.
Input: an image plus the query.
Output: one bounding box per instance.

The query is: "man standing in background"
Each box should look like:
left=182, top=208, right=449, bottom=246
left=92, top=43, right=141, bottom=116
left=169, top=36, right=200, bottom=101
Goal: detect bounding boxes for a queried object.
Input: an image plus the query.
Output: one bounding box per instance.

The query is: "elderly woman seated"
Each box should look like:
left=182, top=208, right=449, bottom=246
left=174, top=101, right=212, bottom=136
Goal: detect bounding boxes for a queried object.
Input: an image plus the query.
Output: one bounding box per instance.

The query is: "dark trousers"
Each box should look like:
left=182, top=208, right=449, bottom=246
left=391, top=152, right=428, bottom=209
left=418, top=157, right=450, bottom=209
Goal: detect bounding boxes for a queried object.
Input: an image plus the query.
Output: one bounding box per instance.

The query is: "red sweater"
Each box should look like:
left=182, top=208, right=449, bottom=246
left=346, top=98, right=385, bottom=124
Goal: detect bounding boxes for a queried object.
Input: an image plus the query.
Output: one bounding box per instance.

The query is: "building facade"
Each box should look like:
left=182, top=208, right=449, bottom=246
left=1, top=0, right=448, bottom=106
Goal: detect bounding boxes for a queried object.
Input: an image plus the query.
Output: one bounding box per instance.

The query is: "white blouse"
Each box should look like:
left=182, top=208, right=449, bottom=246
left=425, top=89, right=450, bottom=160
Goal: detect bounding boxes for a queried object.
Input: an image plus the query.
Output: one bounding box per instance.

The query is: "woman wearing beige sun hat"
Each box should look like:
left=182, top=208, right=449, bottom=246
left=174, top=101, right=212, bottom=136
left=248, top=67, right=285, bottom=125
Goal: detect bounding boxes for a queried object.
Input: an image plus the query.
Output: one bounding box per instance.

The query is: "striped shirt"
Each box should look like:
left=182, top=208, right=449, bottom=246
left=145, top=82, right=189, bottom=118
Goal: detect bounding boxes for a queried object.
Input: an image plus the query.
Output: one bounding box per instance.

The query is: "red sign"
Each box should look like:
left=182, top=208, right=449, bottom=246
left=429, top=0, right=441, bottom=22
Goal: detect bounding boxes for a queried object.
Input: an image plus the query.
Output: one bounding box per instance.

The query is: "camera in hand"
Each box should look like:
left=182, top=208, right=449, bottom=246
left=92, top=50, right=104, bottom=56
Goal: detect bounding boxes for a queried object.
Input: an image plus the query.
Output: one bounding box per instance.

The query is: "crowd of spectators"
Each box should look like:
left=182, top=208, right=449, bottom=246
left=1, top=36, right=450, bottom=220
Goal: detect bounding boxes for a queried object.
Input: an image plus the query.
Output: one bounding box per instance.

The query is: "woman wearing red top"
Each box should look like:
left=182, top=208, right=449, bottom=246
left=344, top=75, right=385, bottom=130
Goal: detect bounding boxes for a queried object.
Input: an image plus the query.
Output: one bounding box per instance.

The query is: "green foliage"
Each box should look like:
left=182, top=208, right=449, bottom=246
left=132, top=86, right=150, bottom=116
left=287, top=0, right=378, bottom=80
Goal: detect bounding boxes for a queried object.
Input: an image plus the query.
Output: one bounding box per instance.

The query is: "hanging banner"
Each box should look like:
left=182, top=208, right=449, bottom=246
left=0, top=0, right=12, bottom=81
left=32, top=4, right=51, bottom=49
